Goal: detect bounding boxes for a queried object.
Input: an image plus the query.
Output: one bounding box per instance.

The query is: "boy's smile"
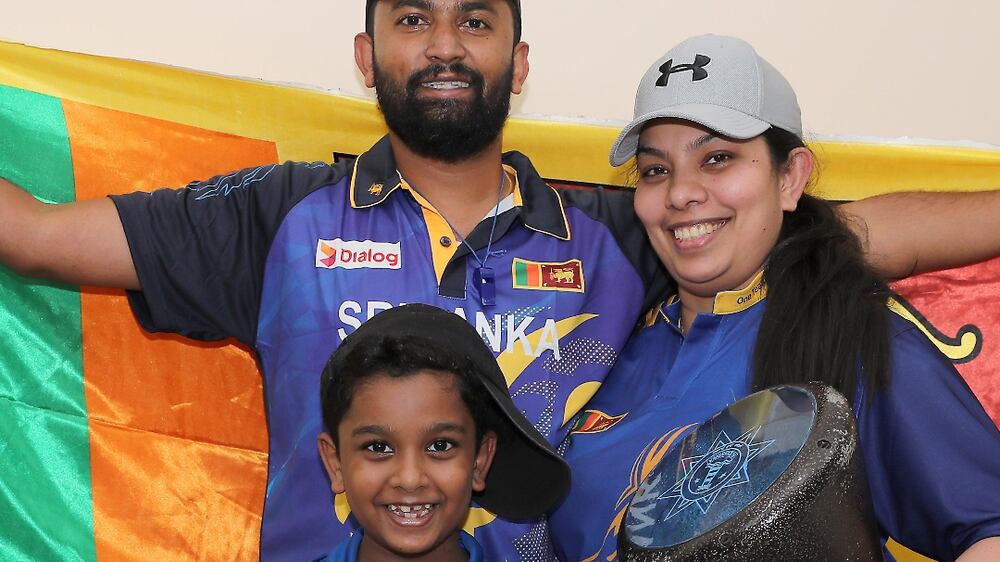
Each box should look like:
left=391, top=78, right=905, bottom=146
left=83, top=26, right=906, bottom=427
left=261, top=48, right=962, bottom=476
left=319, top=370, right=496, bottom=561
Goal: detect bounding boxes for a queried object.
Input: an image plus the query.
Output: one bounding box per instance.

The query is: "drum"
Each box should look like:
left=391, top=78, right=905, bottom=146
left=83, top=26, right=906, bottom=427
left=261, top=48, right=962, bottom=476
left=618, top=383, right=882, bottom=561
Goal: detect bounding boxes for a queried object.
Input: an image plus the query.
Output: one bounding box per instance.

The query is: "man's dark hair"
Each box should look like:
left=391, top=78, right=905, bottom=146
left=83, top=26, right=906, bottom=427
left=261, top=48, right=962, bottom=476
left=751, top=126, right=894, bottom=406
left=321, top=332, right=506, bottom=449
left=365, top=0, right=522, bottom=44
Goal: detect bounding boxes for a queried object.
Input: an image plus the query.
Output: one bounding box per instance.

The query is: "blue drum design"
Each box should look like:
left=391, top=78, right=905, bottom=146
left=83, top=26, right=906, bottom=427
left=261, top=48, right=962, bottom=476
left=618, top=384, right=882, bottom=562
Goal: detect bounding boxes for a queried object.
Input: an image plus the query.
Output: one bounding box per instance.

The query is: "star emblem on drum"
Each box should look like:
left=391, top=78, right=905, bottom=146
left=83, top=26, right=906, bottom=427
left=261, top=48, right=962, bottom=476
left=658, top=427, right=774, bottom=519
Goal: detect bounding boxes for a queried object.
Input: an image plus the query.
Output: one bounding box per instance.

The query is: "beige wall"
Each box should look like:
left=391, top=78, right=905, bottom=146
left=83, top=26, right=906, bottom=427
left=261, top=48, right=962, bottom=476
left=2, top=1, right=998, bottom=145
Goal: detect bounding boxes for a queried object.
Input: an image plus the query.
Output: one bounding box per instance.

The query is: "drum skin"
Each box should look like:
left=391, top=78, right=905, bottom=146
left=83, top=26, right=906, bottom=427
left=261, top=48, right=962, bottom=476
left=618, top=384, right=883, bottom=561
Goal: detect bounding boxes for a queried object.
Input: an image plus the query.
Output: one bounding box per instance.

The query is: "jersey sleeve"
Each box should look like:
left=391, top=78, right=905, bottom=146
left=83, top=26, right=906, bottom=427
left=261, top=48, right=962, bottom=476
left=856, top=319, right=1000, bottom=561
left=560, top=187, right=673, bottom=312
left=110, top=161, right=345, bottom=344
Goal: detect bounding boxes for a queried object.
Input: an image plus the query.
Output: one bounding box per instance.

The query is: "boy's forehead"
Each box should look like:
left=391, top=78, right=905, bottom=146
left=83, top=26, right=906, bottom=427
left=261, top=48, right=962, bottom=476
left=355, top=369, right=458, bottom=391
left=340, top=371, right=472, bottom=428
left=350, top=370, right=462, bottom=407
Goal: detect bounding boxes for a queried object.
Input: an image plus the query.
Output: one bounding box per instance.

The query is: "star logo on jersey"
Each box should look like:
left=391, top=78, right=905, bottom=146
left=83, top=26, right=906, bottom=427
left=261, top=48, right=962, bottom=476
left=658, top=427, right=773, bottom=519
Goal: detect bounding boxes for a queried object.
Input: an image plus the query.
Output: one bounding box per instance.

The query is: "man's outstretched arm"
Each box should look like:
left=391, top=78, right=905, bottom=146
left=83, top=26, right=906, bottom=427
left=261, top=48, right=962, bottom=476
left=957, top=537, right=1000, bottom=562
left=842, top=190, right=1000, bottom=279
left=0, top=177, right=139, bottom=289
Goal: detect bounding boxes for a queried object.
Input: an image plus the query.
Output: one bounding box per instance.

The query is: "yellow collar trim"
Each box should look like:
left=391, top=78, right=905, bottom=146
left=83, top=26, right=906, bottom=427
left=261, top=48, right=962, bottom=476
left=712, top=270, right=768, bottom=315
left=505, top=165, right=523, bottom=208
left=398, top=166, right=521, bottom=212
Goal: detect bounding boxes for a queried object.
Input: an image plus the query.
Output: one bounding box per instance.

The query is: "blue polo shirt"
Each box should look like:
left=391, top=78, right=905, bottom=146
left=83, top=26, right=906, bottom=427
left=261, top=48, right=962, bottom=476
left=549, top=273, right=1000, bottom=562
left=318, top=530, right=487, bottom=562
left=111, top=136, right=666, bottom=561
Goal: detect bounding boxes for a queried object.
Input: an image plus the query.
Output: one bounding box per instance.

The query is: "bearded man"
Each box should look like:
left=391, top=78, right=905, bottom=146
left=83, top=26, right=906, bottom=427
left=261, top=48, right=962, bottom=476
left=4, top=1, right=1000, bottom=560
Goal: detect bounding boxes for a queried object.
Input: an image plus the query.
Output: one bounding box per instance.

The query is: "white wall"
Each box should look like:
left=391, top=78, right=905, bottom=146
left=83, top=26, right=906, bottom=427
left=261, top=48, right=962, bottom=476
left=2, top=1, right=998, bottom=145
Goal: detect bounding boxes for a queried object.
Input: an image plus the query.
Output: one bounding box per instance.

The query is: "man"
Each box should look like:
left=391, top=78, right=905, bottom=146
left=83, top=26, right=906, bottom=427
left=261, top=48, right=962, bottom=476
left=2, top=1, right=1000, bottom=560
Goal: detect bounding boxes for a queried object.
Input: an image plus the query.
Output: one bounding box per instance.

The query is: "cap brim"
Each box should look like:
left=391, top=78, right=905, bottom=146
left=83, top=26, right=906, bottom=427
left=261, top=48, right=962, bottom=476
left=474, top=378, right=571, bottom=520
left=609, top=104, right=772, bottom=166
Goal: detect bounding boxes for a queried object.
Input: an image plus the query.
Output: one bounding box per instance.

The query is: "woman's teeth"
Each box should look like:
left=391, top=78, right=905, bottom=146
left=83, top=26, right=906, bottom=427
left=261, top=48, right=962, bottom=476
left=387, top=504, right=435, bottom=518
left=673, top=221, right=725, bottom=241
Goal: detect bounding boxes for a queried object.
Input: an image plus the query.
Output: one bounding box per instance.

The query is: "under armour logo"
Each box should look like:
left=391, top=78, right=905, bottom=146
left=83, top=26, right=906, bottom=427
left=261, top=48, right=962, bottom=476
left=656, top=55, right=711, bottom=86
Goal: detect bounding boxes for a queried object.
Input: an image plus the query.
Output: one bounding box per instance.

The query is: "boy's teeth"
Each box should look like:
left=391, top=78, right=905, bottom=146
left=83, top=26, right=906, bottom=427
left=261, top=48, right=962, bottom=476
left=387, top=504, right=435, bottom=518
left=673, top=221, right=725, bottom=241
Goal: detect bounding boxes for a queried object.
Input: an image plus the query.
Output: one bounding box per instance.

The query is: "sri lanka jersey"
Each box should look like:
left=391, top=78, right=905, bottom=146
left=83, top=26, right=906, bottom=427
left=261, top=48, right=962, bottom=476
left=110, top=136, right=666, bottom=562
left=549, top=274, right=1000, bottom=562
left=317, top=530, right=487, bottom=562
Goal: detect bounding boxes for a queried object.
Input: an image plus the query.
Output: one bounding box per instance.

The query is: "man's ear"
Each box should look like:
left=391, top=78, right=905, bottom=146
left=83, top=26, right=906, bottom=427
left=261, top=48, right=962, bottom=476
left=318, top=432, right=346, bottom=494
left=778, top=146, right=814, bottom=212
left=355, top=32, right=376, bottom=89
left=471, top=431, right=498, bottom=493
left=510, top=42, right=529, bottom=95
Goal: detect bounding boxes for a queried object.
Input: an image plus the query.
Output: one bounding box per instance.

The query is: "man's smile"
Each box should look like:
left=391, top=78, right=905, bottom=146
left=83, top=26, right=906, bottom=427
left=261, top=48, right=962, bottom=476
left=422, top=81, right=471, bottom=90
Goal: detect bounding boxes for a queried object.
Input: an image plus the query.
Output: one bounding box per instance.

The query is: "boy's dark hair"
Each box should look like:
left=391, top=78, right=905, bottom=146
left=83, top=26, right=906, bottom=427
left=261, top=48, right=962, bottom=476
left=365, top=0, right=522, bottom=44
left=752, top=126, right=894, bottom=406
left=321, top=332, right=507, bottom=450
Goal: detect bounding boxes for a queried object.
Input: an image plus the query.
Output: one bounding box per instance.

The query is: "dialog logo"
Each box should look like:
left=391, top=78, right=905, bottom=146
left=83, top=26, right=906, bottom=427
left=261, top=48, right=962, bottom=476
left=316, top=239, right=401, bottom=270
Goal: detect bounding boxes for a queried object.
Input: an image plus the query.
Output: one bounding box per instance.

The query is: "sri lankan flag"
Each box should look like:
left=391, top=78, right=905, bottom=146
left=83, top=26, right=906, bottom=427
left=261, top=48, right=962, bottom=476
left=1, top=39, right=999, bottom=562
left=568, top=409, right=627, bottom=434
left=512, top=258, right=585, bottom=292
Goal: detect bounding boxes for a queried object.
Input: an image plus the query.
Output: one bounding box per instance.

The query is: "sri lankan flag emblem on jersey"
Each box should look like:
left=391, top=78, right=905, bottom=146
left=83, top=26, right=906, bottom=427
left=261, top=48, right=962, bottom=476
left=569, top=409, right=627, bottom=434
left=512, top=258, right=585, bottom=292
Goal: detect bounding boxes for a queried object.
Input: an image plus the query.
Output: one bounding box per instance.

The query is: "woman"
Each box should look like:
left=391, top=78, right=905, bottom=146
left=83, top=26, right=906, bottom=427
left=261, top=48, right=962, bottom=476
left=548, top=35, right=1000, bottom=561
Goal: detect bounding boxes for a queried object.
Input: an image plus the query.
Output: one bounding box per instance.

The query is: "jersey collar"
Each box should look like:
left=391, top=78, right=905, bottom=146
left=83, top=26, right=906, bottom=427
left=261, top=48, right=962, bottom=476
left=350, top=136, right=570, bottom=240
left=657, top=270, right=769, bottom=326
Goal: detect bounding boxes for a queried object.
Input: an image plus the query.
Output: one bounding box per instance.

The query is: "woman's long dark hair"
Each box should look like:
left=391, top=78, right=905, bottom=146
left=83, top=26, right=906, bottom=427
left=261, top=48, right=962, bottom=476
left=752, top=127, right=894, bottom=405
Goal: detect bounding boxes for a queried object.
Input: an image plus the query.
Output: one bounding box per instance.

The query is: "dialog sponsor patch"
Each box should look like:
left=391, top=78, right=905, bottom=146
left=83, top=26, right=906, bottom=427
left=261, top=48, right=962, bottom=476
left=316, top=239, right=401, bottom=270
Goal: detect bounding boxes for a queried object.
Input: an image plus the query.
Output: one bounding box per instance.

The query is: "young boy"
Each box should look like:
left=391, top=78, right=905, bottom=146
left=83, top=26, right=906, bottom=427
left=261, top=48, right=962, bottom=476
left=316, top=304, right=571, bottom=562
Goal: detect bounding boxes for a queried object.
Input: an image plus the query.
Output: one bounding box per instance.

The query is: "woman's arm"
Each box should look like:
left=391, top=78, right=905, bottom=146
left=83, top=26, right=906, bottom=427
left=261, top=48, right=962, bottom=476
left=841, top=191, right=1000, bottom=279
left=856, top=317, right=1000, bottom=560
left=957, top=537, right=1000, bottom=561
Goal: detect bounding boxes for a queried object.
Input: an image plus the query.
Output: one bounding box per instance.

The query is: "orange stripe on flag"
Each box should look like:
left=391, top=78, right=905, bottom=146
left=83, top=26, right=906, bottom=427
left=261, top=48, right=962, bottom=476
left=527, top=262, right=541, bottom=286
left=66, top=99, right=277, bottom=560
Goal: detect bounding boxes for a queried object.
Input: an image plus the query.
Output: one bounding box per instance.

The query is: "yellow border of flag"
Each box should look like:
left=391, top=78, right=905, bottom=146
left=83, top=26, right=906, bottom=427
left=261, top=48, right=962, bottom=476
left=2, top=40, right=999, bottom=199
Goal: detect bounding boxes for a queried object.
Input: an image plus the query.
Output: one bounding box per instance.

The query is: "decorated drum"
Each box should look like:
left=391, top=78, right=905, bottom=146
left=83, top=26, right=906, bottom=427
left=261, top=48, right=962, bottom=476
left=618, top=383, right=882, bottom=561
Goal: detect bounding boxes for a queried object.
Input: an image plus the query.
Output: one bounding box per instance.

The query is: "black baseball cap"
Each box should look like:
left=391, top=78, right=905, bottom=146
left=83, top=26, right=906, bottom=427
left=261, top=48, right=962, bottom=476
left=320, top=303, right=569, bottom=520
left=365, top=0, right=522, bottom=43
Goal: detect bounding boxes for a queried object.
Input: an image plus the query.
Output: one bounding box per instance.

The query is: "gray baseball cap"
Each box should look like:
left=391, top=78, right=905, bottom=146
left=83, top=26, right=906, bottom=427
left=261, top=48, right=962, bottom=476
left=610, top=34, right=802, bottom=166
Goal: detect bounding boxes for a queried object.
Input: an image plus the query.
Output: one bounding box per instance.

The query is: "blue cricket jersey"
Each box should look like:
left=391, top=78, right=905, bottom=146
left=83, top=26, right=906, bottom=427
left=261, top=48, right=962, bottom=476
left=549, top=272, right=1000, bottom=562
left=317, top=530, right=487, bottom=562
left=111, top=136, right=666, bottom=561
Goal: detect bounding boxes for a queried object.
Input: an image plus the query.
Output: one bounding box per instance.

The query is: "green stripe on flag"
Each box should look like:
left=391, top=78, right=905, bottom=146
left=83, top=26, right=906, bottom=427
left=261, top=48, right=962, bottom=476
left=0, top=85, right=96, bottom=561
left=514, top=260, right=529, bottom=286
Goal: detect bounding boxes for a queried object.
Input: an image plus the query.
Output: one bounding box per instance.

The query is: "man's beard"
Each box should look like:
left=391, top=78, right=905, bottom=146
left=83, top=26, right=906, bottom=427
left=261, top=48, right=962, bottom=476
left=373, top=59, right=513, bottom=163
